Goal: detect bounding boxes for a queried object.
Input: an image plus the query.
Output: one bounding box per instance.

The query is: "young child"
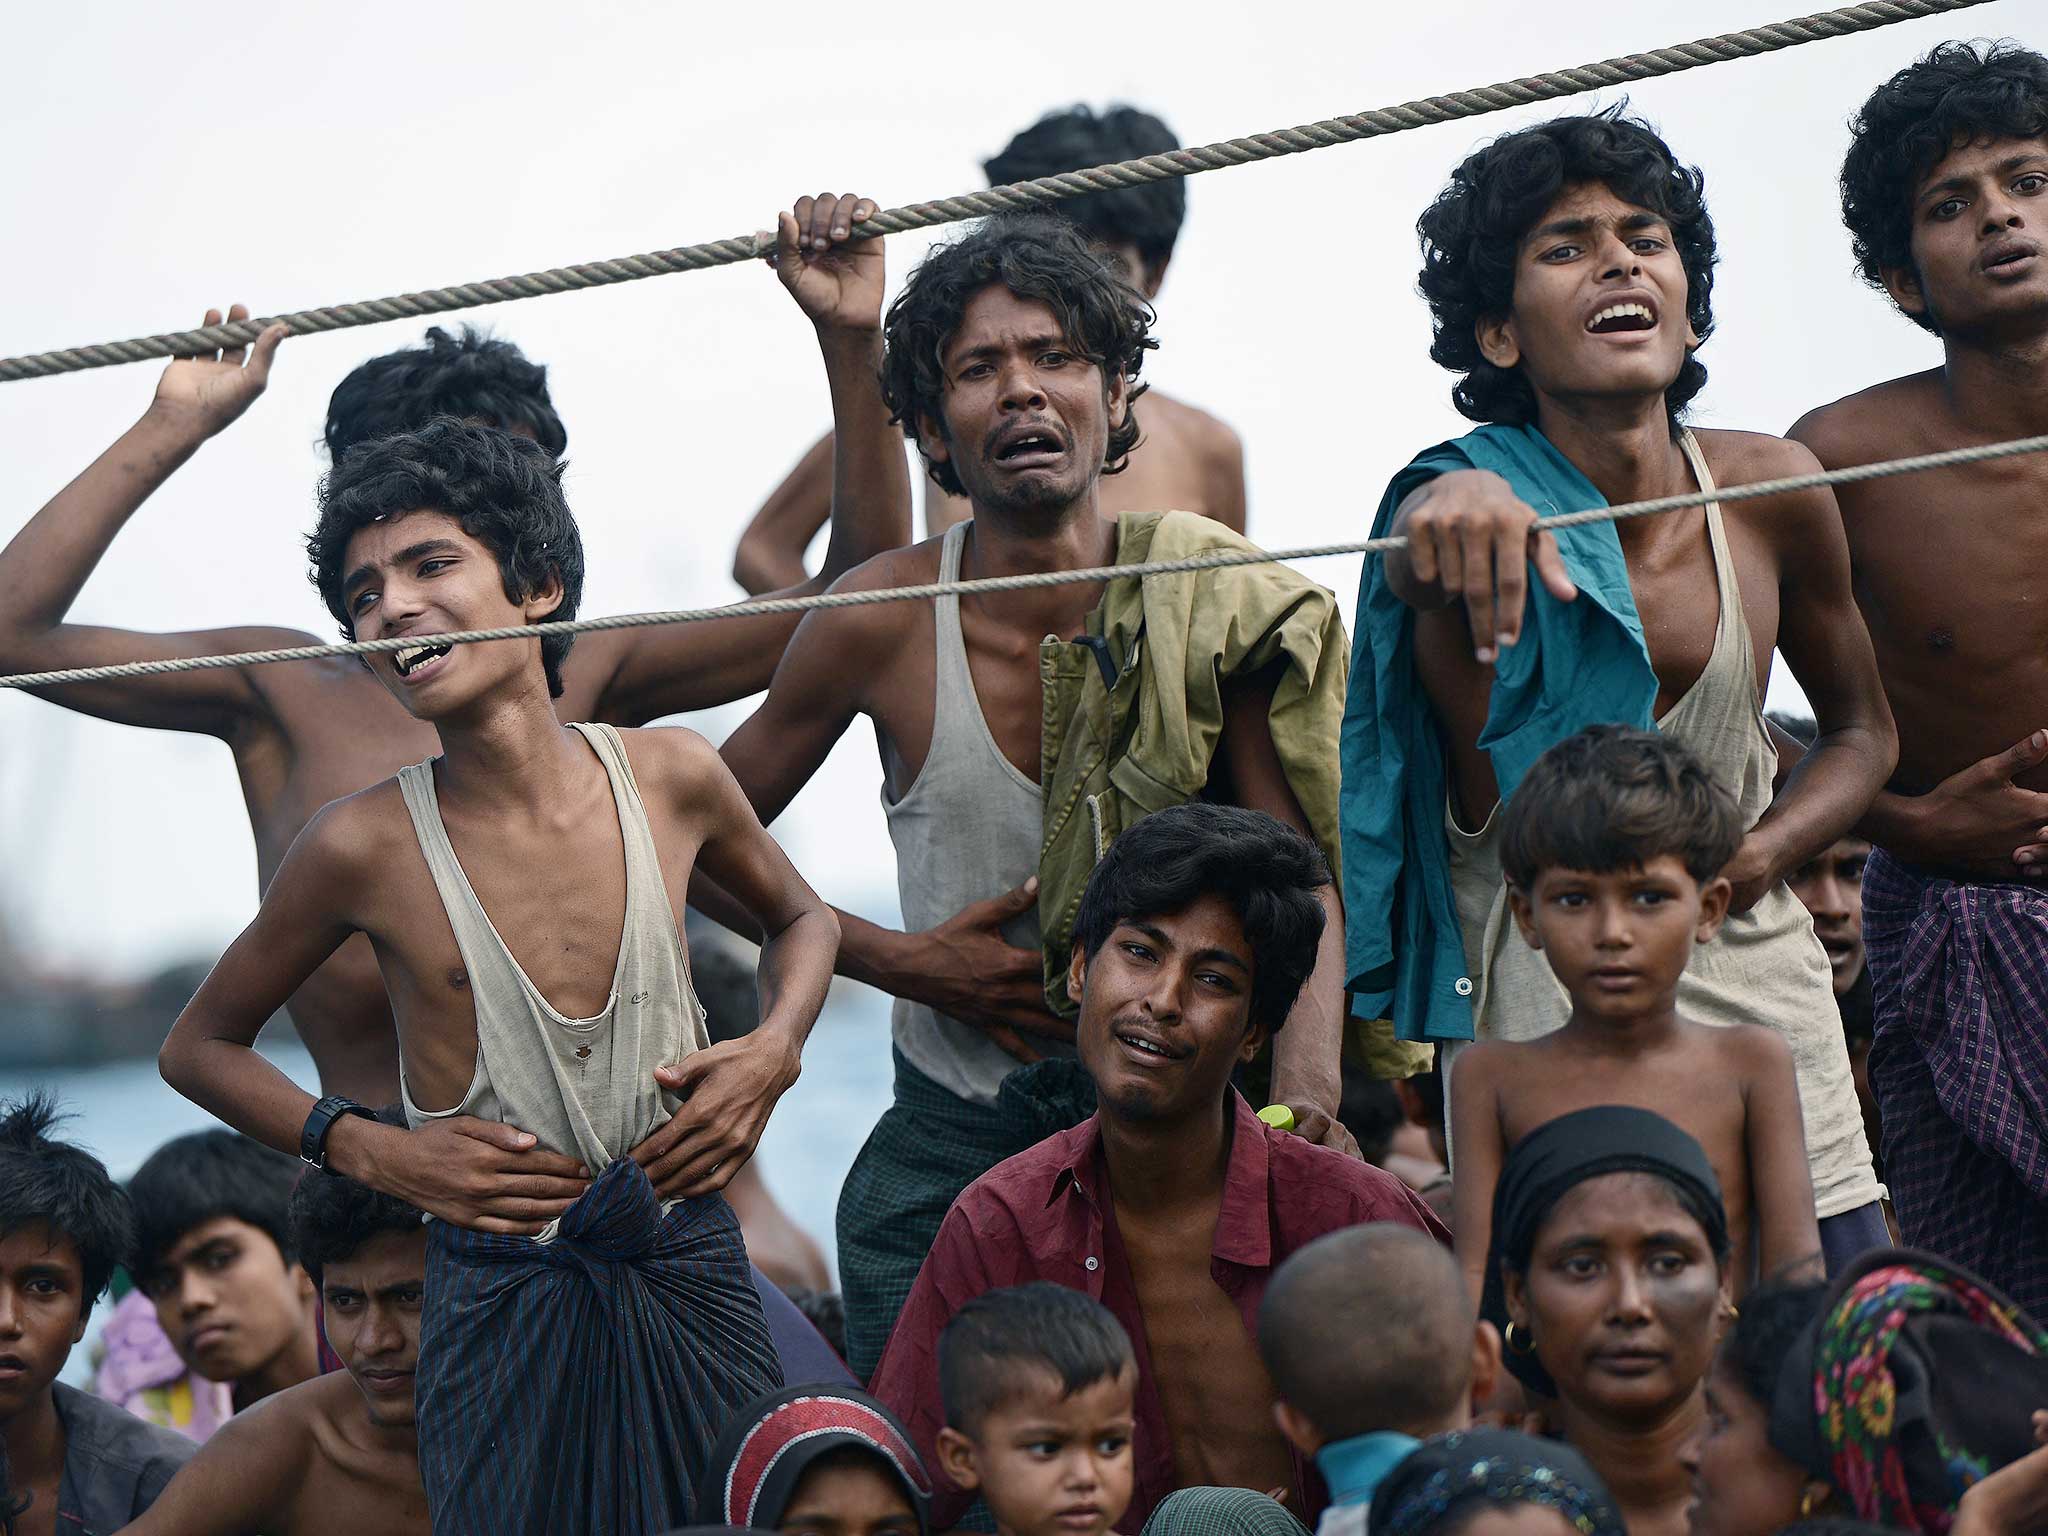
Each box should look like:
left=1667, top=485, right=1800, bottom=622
left=699, top=1384, right=934, bottom=1534
left=933, top=1284, right=1137, bottom=1536
left=1258, top=1225, right=1499, bottom=1534
left=1449, top=726, right=1822, bottom=1302
left=0, top=1093, right=193, bottom=1534
left=125, top=1131, right=324, bottom=1416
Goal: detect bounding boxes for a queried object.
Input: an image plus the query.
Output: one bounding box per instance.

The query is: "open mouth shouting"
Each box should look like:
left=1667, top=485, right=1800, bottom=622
left=1585, top=298, right=1659, bottom=335
left=990, top=420, right=1069, bottom=471
left=392, top=642, right=453, bottom=682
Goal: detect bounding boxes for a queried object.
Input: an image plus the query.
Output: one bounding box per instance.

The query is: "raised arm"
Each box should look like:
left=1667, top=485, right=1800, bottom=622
left=579, top=194, right=912, bottom=725
left=628, top=728, right=840, bottom=1199
left=1447, top=1045, right=1509, bottom=1304
left=1738, top=1027, right=1823, bottom=1284
left=0, top=307, right=298, bottom=734
left=1721, top=463, right=1897, bottom=912
left=733, top=430, right=835, bottom=595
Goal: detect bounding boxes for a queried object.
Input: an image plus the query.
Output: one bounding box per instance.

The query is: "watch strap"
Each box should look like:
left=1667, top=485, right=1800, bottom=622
left=300, top=1095, right=373, bottom=1169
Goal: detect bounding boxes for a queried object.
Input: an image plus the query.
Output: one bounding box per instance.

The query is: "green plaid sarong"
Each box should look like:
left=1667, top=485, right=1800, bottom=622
left=838, top=1050, right=1096, bottom=1384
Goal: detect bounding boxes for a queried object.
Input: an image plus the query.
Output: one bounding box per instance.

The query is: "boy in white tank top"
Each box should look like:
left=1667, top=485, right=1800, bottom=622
left=158, top=405, right=841, bottom=1531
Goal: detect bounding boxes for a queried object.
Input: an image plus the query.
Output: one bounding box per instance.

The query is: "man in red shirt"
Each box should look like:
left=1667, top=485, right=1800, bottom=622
left=869, top=804, right=1447, bottom=1532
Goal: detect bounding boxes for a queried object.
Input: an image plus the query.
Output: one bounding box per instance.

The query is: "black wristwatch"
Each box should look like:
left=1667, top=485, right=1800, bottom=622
left=300, top=1096, right=375, bottom=1169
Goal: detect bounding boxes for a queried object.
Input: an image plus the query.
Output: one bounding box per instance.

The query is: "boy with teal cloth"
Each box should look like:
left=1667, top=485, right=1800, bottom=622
left=1340, top=422, right=1657, bottom=1047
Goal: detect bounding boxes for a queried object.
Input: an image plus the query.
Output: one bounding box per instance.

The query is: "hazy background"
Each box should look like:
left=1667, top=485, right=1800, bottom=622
left=0, top=0, right=2023, bottom=1224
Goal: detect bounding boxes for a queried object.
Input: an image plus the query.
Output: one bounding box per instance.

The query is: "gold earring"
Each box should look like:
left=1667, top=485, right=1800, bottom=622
left=1504, top=1322, right=1535, bottom=1357
left=1721, top=1302, right=1741, bottom=1322
left=1799, top=1487, right=1820, bottom=1518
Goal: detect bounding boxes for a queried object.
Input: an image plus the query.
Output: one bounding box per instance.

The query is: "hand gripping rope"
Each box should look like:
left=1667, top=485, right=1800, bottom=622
left=3, top=433, right=2043, bottom=693
left=0, top=0, right=1995, bottom=382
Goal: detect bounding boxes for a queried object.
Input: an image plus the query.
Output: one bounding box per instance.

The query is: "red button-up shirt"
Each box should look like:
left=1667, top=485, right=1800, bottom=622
left=868, top=1093, right=1451, bottom=1532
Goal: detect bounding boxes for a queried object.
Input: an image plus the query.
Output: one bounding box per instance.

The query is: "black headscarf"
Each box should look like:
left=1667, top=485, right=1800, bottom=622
left=1481, top=1105, right=1730, bottom=1396
left=1368, top=1428, right=1626, bottom=1536
left=698, top=1385, right=934, bottom=1533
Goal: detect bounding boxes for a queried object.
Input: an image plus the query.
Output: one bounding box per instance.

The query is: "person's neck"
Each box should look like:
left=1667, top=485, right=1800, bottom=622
left=1939, top=313, right=2048, bottom=435
left=1098, top=1094, right=1233, bottom=1217
left=1, top=1387, right=65, bottom=1495
left=431, top=676, right=588, bottom=812
left=1532, top=392, right=1692, bottom=516
left=1559, top=995, right=1684, bottom=1053
left=961, top=494, right=1120, bottom=639
left=234, top=1323, right=323, bottom=1412
left=1553, top=1389, right=1700, bottom=1529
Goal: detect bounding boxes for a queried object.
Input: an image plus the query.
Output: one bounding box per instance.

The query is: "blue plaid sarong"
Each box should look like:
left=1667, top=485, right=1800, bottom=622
left=416, top=1157, right=783, bottom=1536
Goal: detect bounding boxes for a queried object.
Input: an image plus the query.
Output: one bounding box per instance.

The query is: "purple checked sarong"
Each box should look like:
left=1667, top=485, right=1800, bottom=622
left=1861, top=848, right=2048, bottom=1317
left=415, top=1157, right=782, bottom=1536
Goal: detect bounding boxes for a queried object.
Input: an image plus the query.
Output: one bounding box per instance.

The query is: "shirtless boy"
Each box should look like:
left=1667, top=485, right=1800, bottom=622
left=1448, top=726, right=1821, bottom=1297
left=1790, top=41, right=2048, bottom=1314
left=156, top=403, right=838, bottom=1530
left=1344, top=110, right=1895, bottom=1258
left=0, top=198, right=908, bottom=1107
left=119, top=1163, right=431, bottom=1536
left=733, top=103, right=1245, bottom=593
left=714, top=207, right=1352, bottom=1378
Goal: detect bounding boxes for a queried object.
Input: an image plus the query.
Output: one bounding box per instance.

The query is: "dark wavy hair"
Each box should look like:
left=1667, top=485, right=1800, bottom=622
left=1841, top=41, right=2048, bottom=333
left=1417, top=108, right=1717, bottom=432
left=984, top=105, right=1186, bottom=274
left=287, top=1167, right=424, bottom=1286
left=1073, top=802, right=1330, bottom=1035
left=1722, top=1271, right=1828, bottom=1412
left=325, top=325, right=567, bottom=461
left=307, top=420, right=585, bottom=698
left=879, top=213, right=1155, bottom=498
left=0, top=1092, right=134, bottom=1316
left=129, top=1129, right=303, bottom=1282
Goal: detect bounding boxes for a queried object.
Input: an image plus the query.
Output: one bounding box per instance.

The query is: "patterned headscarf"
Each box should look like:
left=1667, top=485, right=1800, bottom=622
left=1367, top=1428, right=1626, bottom=1536
left=1770, top=1248, right=2048, bottom=1533
left=698, top=1385, right=934, bottom=1533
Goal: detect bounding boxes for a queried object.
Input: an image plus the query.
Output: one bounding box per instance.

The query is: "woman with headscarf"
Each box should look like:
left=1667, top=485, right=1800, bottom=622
left=1680, top=1248, right=2048, bottom=1535
left=1367, top=1428, right=1625, bottom=1536
left=698, top=1386, right=934, bottom=1536
left=1481, top=1106, right=1733, bottom=1536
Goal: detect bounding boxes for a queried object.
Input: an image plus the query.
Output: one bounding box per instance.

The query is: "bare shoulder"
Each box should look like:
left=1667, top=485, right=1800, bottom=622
left=1788, top=369, right=1947, bottom=467
left=789, top=535, right=944, bottom=650
left=1694, top=426, right=1823, bottom=483
left=1690, top=1016, right=1795, bottom=1079
left=1144, top=389, right=1244, bottom=468
left=1694, top=427, right=1846, bottom=550
left=298, top=778, right=414, bottom=878
left=609, top=721, right=723, bottom=789
left=195, top=1372, right=323, bottom=1468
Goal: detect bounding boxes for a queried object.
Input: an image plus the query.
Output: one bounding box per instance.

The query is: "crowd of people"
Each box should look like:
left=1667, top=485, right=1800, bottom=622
left=1, top=35, right=2046, bottom=1536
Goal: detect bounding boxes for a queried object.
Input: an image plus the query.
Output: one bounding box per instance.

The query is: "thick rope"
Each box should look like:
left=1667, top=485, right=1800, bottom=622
left=0, top=0, right=1990, bottom=383
left=3, top=431, right=2042, bottom=692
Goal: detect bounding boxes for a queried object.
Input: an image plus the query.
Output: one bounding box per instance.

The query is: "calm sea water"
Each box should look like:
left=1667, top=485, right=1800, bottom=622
left=0, top=987, right=897, bottom=1383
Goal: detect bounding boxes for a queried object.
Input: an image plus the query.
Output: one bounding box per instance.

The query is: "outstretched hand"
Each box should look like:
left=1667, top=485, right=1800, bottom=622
left=763, top=193, right=884, bottom=335
left=149, top=305, right=288, bottom=439
left=1395, top=469, right=1579, bottom=662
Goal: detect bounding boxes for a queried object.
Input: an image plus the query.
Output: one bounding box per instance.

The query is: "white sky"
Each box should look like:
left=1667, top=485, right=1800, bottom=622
left=0, top=0, right=2025, bottom=981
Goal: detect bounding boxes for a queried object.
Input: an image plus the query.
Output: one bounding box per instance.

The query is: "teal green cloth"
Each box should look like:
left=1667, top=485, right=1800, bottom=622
left=1340, top=424, right=1658, bottom=1043
left=1317, top=1430, right=1421, bottom=1511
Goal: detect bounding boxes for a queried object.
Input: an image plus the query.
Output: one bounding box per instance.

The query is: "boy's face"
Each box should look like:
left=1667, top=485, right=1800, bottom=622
left=0, top=1223, right=88, bottom=1423
left=338, top=509, right=560, bottom=722
left=1070, top=894, right=1267, bottom=1125
left=322, top=1228, right=427, bottom=1431
left=1478, top=181, right=1695, bottom=416
left=937, top=1363, right=1137, bottom=1536
left=777, top=1452, right=921, bottom=1536
left=1508, top=855, right=1729, bottom=1023
left=1894, top=135, right=2048, bottom=335
left=924, top=285, right=1127, bottom=521
left=1783, top=837, right=1868, bottom=994
left=140, top=1216, right=314, bottom=1388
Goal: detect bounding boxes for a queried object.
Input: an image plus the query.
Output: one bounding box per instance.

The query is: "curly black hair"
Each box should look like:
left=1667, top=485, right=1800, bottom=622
left=0, top=1092, right=134, bottom=1315
left=1417, top=108, right=1717, bottom=432
left=1841, top=41, right=2048, bottom=333
left=287, top=1167, right=424, bottom=1286
left=325, top=326, right=567, bottom=462
left=879, top=212, right=1155, bottom=498
left=307, top=420, right=585, bottom=698
left=984, top=105, right=1186, bottom=275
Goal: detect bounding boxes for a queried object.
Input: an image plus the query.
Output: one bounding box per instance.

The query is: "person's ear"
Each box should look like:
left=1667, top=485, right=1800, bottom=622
left=1695, top=876, right=1732, bottom=943
left=1273, top=1399, right=1324, bottom=1459
left=1507, top=882, right=1542, bottom=951
left=1239, top=1014, right=1270, bottom=1066
left=293, top=1263, right=317, bottom=1304
left=917, top=411, right=953, bottom=471
left=1469, top=1320, right=1503, bottom=1422
left=1140, top=260, right=1169, bottom=303
left=936, top=1427, right=983, bottom=1493
left=1881, top=263, right=1930, bottom=321
left=1502, top=1268, right=1530, bottom=1332
left=1476, top=312, right=1521, bottom=372
left=1105, top=368, right=1132, bottom=437
left=523, top=569, right=565, bottom=623
left=1067, top=944, right=1089, bottom=1008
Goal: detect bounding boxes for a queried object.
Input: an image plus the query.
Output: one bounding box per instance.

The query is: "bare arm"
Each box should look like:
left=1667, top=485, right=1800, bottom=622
left=629, top=729, right=840, bottom=1198
left=159, top=799, right=589, bottom=1234
left=1739, top=1027, right=1823, bottom=1285
left=0, top=309, right=294, bottom=735
left=116, top=1397, right=305, bottom=1536
left=1448, top=1045, right=1508, bottom=1305
left=1724, top=469, right=1898, bottom=911
left=582, top=195, right=912, bottom=726
left=1205, top=421, right=1249, bottom=536
left=1219, top=668, right=1351, bottom=1153
left=734, top=431, right=835, bottom=595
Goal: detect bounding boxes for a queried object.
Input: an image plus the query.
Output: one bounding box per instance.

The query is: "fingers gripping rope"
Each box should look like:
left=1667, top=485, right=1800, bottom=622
left=0, top=0, right=1992, bottom=382
left=4, top=433, right=2045, bottom=692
